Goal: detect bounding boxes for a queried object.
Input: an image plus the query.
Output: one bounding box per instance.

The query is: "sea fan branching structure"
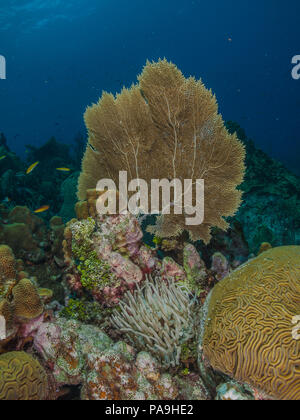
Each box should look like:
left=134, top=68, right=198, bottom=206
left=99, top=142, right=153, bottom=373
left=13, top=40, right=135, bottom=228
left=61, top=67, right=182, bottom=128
left=78, top=59, right=245, bottom=243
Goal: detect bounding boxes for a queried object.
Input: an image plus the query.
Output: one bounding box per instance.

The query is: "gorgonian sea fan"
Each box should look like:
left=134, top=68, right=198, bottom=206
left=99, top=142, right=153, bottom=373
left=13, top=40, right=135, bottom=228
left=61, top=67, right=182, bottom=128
left=78, top=59, right=245, bottom=243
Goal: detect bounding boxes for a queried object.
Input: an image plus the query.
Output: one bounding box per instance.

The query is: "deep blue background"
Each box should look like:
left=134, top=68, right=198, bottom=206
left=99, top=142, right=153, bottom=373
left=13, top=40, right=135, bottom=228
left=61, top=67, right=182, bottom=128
left=0, top=0, right=299, bottom=174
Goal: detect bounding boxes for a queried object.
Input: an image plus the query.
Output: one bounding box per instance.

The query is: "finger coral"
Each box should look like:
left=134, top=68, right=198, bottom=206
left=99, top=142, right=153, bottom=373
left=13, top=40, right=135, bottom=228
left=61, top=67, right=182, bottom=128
left=111, top=276, right=195, bottom=368
left=78, top=59, right=245, bottom=243
left=0, top=351, right=48, bottom=400
left=199, top=246, right=300, bottom=400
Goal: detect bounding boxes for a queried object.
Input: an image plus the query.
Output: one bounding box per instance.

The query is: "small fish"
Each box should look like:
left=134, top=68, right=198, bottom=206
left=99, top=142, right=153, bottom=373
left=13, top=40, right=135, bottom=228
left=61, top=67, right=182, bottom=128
left=0, top=155, right=6, bottom=161
left=2, top=197, right=11, bottom=203
left=56, top=167, right=71, bottom=172
left=34, top=205, right=50, bottom=214
left=26, top=161, right=39, bottom=174
left=88, top=143, right=100, bottom=154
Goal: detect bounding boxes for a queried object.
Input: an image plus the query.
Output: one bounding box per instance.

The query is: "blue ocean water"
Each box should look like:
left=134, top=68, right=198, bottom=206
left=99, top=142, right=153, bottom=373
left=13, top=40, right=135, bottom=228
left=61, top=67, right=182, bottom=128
left=0, top=0, right=299, bottom=174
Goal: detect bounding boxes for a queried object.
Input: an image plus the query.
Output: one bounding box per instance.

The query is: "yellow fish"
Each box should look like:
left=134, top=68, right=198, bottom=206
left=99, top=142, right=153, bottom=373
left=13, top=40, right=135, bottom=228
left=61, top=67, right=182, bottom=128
left=0, top=155, right=6, bottom=161
left=26, top=161, right=39, bottom=174
left=34, top=205, right=50, bottom=214
left=56, top=167, right=71, bottom=172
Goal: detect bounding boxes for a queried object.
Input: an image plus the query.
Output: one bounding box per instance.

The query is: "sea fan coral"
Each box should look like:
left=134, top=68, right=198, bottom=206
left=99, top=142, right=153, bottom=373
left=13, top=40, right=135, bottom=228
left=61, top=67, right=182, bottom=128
left=111, top=276, right=195, bottom=368
left=78, top=59, right=245, bottom=243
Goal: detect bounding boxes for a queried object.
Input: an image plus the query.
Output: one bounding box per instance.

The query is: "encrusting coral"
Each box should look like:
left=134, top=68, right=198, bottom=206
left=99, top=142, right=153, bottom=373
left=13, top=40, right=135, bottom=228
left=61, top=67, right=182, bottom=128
left=199, top=245, right=300, bottom=400
left=77, top=59, right=245, bottom=243
left=111, top=276, right=196, bottom=368
left=63, top=202, right=159, bottom=306
left=33, top=318, right=181, bottom=400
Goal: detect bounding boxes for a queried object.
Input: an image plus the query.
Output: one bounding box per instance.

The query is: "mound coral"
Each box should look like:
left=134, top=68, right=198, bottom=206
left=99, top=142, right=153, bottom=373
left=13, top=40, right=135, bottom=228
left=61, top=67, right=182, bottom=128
left=12, top=278, right=44, bottom=321
left=0, top=245, right=17, bottom=284
left=199, top=246, right=300, bottom=400
left=77, top=59, right=245, bottom=243
left=111, top=276, right=195, bottom=368
left=0, top=246, right=46, bottom=350
left=0, top=351, right=48, bottom=400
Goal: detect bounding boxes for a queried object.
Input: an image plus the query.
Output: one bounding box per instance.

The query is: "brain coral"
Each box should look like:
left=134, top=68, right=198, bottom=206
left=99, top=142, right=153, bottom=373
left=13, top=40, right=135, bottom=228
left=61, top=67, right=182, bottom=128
left=201, top=246, right=300, bottom=400
left=12, top=279, right=44, bottom=320
left=0, top=245, right=17, bottom=284
left=0, top=351, right=48, bottom=400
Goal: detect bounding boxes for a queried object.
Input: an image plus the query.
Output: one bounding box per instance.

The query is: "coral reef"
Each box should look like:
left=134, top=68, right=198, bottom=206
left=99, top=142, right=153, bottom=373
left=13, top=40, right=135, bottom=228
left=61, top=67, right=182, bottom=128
left=0, top=135, right=23, bottom=182
left=175, top=372, right=211, bottom=400
left=58, top=172, right=80, bottom=223
left=59, top=298, right=104, bottom=324
left=199, top=246, right=300, bottom=400
left=78, top=59, right=245, bottom=243
left=0, top=245, right=50, bottom=354
left=34, top=318, right=182, bottom=400
left=183, top=243, right=207, bottom=295
left=226, top=121, right=300, bottom=252
left=82, top=348, right=179, bottom=400
left=215, top=381, right=255, bottom=401
left=0, top=351, right=48, bottom=400
left=63, top=198, right=159, bottom=306
left=0, top=114, right=299, bottom=400
left=0, top=134, right=84, bottom=220
left=34, top=318, right=113, bottom=386
left=63, top=191, right=232, bottom=311
left=0, top=206, right=65, bottom=302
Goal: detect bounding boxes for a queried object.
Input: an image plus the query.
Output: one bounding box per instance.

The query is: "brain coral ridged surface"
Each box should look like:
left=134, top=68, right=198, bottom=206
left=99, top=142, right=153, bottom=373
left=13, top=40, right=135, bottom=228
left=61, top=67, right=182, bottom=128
left=0, top=352, right=48, bottom=400
left=202, top=246, right=300, bottom=400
